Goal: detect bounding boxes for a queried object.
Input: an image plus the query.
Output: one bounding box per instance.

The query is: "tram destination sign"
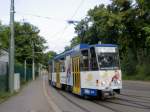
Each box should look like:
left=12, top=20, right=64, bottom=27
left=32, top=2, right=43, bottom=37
left=97, top=47, right=116, bottom=53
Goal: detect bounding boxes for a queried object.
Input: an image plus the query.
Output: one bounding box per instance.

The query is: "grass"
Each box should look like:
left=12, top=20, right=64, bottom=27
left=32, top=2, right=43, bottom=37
left=0, top=75, right=10, bottom=103
left=0, top=75, right=32, bottom=104
left=0, top=75, right=17, bottom=103
left=123, top=74, right=150, bottom=81
left=0, top=80, right=30, bottom=104
left=0, top=91, right=18, bottom=103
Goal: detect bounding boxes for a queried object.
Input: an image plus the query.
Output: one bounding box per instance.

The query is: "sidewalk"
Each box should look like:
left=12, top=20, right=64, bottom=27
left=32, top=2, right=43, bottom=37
left=0, top=76, right=54, bottom=112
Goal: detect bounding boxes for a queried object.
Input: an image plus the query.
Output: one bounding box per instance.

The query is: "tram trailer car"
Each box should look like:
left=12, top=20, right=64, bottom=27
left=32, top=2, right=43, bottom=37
left=48, top=44, right=122, bottom=98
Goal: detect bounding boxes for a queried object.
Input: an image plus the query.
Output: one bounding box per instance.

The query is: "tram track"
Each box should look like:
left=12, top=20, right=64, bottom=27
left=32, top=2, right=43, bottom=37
left=48, top=79, right=150, bottom=112
left=56, top=89, right=124, bottom=112
left=56, top=89, right=150, bottom=112
left=92, top=98, right=150, bottom=112
left=53, top=88, right=150, bottom=112
left=114, top=97, right=150, bottom=108
left=92, top=100, right=123, bottom=112
left=116, top=96, right=150, bottom=104
left=56, top=90, right=91, bottom=112
left=120, top=93, right=150, bottom=101
left=105, top=99, right=150, bottom=109
left=92, top=94, right=150, bottom=112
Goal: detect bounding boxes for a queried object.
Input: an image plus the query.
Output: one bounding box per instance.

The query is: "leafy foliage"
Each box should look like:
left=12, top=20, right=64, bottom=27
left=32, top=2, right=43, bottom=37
left=68, top=0, right=150, bottom=79
left=42, top=51, right=57, bottom=68
left=0, top=22, right=48, bottom=65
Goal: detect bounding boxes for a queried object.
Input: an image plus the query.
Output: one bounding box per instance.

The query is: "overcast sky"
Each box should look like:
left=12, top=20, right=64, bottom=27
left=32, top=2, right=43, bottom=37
left=0, top=0, right=111, bottom=53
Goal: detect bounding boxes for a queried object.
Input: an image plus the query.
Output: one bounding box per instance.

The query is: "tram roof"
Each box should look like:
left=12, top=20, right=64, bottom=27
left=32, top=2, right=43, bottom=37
left=53, top=44, right=118, bottom=60
left=54, top=44, right=89, bottom=60
left=90, top=44, right=118, bottom=47
left=54, top=52, right=65, bottom=60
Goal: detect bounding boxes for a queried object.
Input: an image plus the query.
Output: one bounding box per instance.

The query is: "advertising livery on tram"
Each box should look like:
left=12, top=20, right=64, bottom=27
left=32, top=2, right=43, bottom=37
left=48, top=44, right=122, bottom=98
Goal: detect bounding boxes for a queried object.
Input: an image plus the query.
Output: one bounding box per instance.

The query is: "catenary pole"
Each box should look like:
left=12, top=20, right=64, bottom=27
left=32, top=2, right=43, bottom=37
left=9, top=0, right=15, bottom=93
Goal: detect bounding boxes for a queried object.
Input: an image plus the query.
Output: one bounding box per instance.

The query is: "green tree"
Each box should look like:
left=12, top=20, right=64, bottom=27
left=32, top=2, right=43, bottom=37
left=70, top=0, right=150, bottom=78
left=0, top=21, right=47, bottom=65
left=43, top=51, right=57, bottom=67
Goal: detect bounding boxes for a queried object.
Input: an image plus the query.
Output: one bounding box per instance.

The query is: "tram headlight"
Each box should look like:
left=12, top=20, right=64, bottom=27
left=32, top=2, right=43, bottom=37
left=101, top=81, right=106, bottom=85
left=117, top=80, right=121, bottom=84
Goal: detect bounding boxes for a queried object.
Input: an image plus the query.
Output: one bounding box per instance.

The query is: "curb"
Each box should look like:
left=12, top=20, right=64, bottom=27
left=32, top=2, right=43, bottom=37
left=42, top=76, right=62, bottom=112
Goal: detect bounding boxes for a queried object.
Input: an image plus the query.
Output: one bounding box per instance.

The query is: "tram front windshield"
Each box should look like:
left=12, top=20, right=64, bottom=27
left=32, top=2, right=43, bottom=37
left=96, top=47, right=119, bottom=70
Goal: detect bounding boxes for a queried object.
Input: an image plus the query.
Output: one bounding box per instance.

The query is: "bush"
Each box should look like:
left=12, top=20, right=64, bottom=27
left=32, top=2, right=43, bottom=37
left=123, top=63, right=150, bottom=81
left=135, top=63, right=150, bottom=80
left=121, top=49, right=137, bottom=76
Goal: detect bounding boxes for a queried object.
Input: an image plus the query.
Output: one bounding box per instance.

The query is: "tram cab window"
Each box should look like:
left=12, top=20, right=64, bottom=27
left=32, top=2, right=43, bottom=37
left=80, top=50, right=89, bottom=71
left=97, top=47, right=120, bottom=70
left=89, top=47, right=98, bottom=70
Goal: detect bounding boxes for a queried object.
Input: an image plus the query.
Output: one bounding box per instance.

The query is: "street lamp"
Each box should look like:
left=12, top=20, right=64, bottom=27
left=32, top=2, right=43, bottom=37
left=67, top=20, right=88, bottom=43
left=30, top=41, right=42, bottom=81
left=67, top=19, right=92, bottom=43
left=67, top=20, right=79, bottom=25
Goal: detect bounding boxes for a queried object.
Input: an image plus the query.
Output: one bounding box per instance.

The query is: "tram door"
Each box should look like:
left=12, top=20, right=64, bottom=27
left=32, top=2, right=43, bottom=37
left=56, top=62, right=61, bottom=88
left=72, top=57, right=80, bottom=94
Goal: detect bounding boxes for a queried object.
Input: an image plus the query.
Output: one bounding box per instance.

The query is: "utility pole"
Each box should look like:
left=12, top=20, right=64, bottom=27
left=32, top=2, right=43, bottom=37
left=32, top=41, right=35, bottom=80
left=9, top=0, right=15, bottom=93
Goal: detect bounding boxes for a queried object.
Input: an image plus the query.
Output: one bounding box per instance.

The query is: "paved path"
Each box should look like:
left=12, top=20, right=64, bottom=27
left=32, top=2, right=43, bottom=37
left=0, top=77, right=54, bottom=112
left=0, top=76, right=150, bottom=112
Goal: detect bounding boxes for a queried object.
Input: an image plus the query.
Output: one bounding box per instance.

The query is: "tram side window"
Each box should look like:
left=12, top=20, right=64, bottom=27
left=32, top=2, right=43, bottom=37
left=54, top=62, right=57, bottom=72
left=60, top=61, right=65, bottom=72
left=90, top=47, right=98, bottom=70
left=50, top=65, right=53, bottom=73
left=80, top=50, right=89, bottom=71
left=49, top=64, right=52, bottom=73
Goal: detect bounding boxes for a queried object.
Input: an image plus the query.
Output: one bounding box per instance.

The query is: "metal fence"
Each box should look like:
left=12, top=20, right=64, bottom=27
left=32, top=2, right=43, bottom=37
left=15, top=64, right=33, bottom=83
left=0, top=61, right=37, bottom=92
left=0, top=61, right=8, bottom=76
left=0, top=61, right=8, bottom=91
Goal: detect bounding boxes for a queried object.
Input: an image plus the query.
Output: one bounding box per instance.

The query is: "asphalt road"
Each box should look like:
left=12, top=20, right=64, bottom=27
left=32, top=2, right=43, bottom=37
left=46, top=78, right=150, bottom=112
left=0, top=76, right=150, bottom=112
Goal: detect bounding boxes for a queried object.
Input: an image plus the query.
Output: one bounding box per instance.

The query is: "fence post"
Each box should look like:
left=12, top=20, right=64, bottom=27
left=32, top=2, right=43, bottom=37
left=6, top=62, right=9, bottom=91
left=24, top=59, right=26, bottom=81
left=38, top=63, right=40, bottom=77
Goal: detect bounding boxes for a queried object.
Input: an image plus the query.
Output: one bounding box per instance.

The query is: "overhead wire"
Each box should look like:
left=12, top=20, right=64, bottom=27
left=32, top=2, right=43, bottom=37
left=61, top=0, right=85, bottom=36
left=70, top=0, right=85, bottom=19
left=15, top=0, right=85, bottom=53
left=52, top=0, right=85, bottom=52
left=16, top=0, right=85, bottom=38
left=16, top=11, right=67, bottom=22
left=60, top=0, right=85, bottom=35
